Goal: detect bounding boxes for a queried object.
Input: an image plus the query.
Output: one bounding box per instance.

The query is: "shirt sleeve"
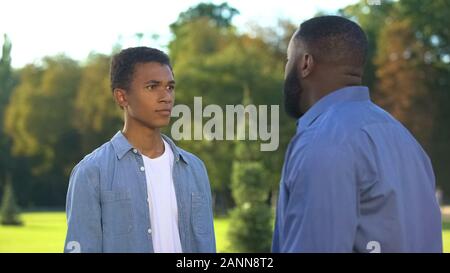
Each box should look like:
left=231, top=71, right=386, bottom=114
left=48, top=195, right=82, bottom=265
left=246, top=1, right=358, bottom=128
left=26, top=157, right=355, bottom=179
left=280, top=141, right=359, bottom=252
left=64, top=162, right=102, bottom=253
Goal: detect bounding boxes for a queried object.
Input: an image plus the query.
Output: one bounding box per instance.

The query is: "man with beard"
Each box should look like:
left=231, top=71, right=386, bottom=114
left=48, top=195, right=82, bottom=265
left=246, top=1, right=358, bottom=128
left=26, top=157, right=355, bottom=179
left=272, top=16, right=442, bottom=252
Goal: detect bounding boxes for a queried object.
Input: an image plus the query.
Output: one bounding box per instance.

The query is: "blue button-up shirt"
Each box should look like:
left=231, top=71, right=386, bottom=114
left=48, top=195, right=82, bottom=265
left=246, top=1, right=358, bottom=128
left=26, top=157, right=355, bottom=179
left=64, top=132, right=216, bottom=253
left=272, top=86, right=442, bottom=253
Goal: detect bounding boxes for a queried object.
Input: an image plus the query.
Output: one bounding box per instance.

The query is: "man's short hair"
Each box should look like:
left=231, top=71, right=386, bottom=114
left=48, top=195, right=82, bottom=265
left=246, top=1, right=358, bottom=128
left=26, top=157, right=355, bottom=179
left=110, top=47, right=172, bottom=92
left=295, top=15, right=368, bottom=67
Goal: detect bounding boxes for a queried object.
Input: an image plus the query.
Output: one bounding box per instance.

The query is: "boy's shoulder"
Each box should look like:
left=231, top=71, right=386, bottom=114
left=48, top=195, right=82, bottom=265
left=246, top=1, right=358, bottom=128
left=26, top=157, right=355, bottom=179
left=72, top=139, right=115, bottom=175
left=162, top=134, right=206, bottom=170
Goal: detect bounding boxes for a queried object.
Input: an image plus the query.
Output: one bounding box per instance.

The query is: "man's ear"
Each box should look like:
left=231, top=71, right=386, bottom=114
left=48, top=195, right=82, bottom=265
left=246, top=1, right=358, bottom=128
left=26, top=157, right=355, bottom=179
left=113, top=88, right=128, bottom=109
left=298, top=53, right=314, bottom=78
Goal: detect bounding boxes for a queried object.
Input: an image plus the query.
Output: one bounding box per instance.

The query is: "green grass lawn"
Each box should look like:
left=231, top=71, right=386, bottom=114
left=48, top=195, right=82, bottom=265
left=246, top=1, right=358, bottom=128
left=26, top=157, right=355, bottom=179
left=0, top=212, right=66, bottom=253
left=443, top=222, right=450, bottom=253
left=0, top=212, right=232, bottom=253
left=0, top=212, right=449, bottom=253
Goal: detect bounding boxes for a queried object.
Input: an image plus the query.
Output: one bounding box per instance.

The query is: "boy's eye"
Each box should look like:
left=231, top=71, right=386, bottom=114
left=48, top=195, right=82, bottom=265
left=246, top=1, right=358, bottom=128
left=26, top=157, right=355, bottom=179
left=146, top=85, right=158, bottom=90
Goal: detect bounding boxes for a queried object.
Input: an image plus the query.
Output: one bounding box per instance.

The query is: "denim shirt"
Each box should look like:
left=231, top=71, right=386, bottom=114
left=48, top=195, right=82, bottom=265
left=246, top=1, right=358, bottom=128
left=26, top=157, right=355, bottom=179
left=64, top=131, right=216, bottom=253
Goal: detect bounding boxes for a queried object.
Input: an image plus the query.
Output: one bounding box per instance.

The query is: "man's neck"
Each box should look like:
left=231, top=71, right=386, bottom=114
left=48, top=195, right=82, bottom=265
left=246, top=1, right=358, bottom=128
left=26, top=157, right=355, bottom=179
left=121, top=119, right=165, bottom=159
left=302, top=71, right=362, bottom=113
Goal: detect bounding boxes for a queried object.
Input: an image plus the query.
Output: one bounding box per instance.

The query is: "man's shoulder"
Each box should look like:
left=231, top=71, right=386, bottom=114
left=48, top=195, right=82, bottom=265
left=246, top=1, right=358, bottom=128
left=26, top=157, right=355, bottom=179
left=308, top=100, right=417, bottom=157
left=315, top=101, right=397, bottom=141
left=294, top=102, right=373, bottom=158
left=331, top=100, right=392, bottom=126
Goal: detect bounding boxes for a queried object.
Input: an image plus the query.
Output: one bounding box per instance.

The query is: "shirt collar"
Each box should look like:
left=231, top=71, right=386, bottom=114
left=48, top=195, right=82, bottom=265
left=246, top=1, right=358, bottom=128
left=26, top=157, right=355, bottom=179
left=297, top=86, right=370, bottom=133
left=110, top=131, right=189, bottom=164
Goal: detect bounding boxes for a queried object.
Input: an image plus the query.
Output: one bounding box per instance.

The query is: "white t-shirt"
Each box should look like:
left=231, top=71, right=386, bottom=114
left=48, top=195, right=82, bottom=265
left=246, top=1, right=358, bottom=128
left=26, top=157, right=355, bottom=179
left=142, top=139, right=182, bottom=253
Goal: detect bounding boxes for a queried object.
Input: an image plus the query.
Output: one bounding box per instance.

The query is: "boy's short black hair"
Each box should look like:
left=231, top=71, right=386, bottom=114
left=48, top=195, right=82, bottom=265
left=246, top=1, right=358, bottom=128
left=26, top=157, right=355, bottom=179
left=110, top=47, right=172, bottom=92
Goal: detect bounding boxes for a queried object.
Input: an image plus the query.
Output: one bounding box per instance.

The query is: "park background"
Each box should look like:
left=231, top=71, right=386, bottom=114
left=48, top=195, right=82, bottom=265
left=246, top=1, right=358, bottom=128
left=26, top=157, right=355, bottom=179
left=1, top=0, right=450, bottom=252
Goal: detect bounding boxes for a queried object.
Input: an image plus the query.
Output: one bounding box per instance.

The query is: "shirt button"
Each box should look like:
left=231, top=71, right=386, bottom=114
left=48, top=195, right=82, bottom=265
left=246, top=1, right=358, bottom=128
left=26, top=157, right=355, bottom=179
left=147, top=228, right=152, bottom=234
left=140, top=166, right=145, bottom=171
left=133, top=148, right=138, bottom=154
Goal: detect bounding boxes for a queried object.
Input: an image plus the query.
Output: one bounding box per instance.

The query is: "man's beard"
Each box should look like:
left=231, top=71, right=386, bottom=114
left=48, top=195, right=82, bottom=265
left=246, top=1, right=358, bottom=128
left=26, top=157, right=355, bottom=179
left=283, top=66, right=303, bottom=119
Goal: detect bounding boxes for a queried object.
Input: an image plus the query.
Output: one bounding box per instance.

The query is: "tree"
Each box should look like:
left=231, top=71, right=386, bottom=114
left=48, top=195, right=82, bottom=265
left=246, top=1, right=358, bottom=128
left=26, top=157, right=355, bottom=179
left=0, top=175, right=23, bottom=226
left=375, top=18, right=434, bottom=152
left=0, top=34, right=18, bottom=205
left=170, top=2, right=239, bottom=32
left=74, top=53, right=122, bottom=155
left=339, top=0, right=394, bottom=92
left=0, top=34, right=14, bottom=116
left=167, top=3, right=240, bottom=214
left=4, top=56, right=81, bottom=206
left=167, top=3, right=296, bottom=214
left=227, top=90, right=273, bottom=252
left=0, top=34, right=14, bottom=123
left=341, top=0, right=450, bottom=200
left=5, top=56, right=81, bottom=175
left=396, top=0, right=450, bottom=202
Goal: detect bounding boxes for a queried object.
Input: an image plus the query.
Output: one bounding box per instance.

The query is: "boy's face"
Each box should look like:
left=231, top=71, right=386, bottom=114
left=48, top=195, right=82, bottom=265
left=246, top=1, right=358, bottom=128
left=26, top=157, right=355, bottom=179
left=117, top=61, right=175, bottom=129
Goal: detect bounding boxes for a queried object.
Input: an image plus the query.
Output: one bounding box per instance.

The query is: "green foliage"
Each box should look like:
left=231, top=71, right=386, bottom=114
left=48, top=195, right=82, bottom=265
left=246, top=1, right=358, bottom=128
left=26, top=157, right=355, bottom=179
left=342, top=0, right=450, bottom=200
left=2, top=0, right=448, bottom=210
left=339, top=1, right=394, bottom=91
left=5, top=56, right=81, bottom=175
left=227, top=91, right=273, bottom=252
left=228, top=203, right=273, bottom=252
left=231, top=161, right=269, bottom=204
left=170, top=2, right=239, bottom=32
left=396, top=0, right=450, bottom=201
left=0, top=34, right=15, bottom=113
left=3, top=56, right=81, bottom=206
left=0, top=34, right=19, bottom=204
left=168, top=6, right=296, bottom=215
left=0, top=176, right=22, bottom=226
left=74, top=53, right=122, bottom=154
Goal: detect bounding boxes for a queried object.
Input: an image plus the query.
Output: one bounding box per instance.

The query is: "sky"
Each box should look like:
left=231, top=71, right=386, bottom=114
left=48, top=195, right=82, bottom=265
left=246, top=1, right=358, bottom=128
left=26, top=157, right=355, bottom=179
left=0, top=0, right=361, bottom=68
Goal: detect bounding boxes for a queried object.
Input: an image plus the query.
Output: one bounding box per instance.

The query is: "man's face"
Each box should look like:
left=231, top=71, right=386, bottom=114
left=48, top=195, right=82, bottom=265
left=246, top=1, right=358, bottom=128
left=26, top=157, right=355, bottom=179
left=283, top=33, right=304, bottom=119
left=125, top=62, right=175, bottom=129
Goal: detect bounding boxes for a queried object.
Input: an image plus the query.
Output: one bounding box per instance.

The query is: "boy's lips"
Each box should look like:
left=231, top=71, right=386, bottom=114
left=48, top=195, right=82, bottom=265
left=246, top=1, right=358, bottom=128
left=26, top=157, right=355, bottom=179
left=155, top=109, right=172, bottom=115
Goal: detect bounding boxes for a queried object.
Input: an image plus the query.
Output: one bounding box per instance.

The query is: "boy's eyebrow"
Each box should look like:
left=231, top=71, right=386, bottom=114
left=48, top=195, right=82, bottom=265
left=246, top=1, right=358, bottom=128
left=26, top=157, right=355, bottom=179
left=145, top=80, right=176, bottom=84
left=145, top=80, right=161, bottom=84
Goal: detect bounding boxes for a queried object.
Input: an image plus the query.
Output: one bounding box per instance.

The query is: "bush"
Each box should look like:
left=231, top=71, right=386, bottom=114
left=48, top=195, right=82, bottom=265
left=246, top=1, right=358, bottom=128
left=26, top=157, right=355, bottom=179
left=0, top=177, right=23, bottom=226
left=231, top=161, right=271, bottom=204
left=228, top=203, right=272, bottom=252
left=227, top=91, right=273, bottom=252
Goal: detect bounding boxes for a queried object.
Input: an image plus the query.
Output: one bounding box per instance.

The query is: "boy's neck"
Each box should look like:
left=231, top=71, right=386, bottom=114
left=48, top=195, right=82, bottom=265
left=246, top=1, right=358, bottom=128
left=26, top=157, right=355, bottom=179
left=121, top=119, right=165, bottom=159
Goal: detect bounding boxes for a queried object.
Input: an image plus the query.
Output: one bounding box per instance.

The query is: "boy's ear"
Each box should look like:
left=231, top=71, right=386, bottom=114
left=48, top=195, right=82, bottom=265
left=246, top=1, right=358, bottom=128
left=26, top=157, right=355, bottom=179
left=113, top=88, right=128, bottom=108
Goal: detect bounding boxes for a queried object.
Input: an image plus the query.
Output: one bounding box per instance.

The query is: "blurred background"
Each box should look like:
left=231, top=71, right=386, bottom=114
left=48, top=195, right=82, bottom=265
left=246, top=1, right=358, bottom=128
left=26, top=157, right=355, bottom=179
left=0, top=0, right=449, bottom=252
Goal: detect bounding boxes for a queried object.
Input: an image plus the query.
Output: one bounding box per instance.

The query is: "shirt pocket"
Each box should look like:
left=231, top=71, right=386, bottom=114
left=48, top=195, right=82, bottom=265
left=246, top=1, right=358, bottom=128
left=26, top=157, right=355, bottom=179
left=191, top=192, right=212, bottom=235
left=101, top=190, right=134, bottom=236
